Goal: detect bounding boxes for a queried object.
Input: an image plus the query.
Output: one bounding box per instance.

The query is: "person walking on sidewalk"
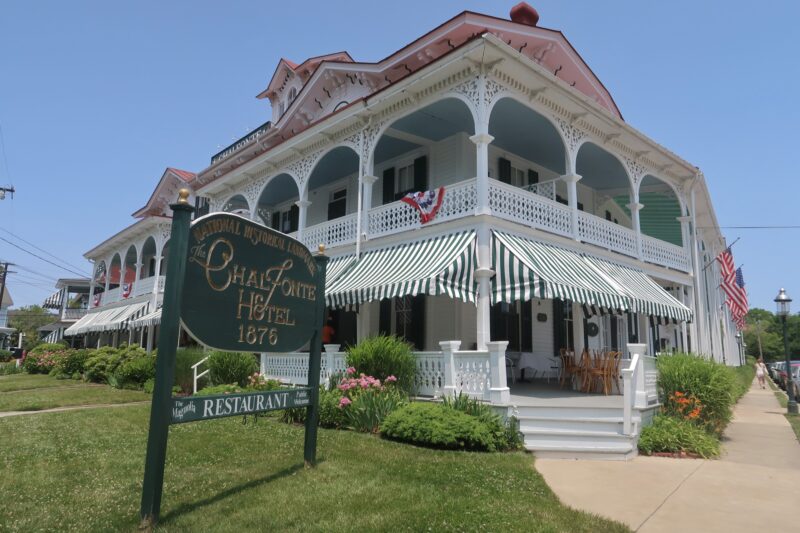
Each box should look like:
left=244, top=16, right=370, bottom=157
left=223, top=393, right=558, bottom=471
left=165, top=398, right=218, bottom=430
left=755, top=358, right=767, bottom=389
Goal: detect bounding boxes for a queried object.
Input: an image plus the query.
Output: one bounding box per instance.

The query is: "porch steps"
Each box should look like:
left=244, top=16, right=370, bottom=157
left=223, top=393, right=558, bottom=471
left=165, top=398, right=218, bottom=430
left=514, top=405, right=639, bottom=460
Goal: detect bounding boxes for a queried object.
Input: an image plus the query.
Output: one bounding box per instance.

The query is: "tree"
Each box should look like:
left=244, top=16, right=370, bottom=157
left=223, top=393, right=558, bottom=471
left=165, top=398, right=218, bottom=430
left=744, top=308, right=782, bottom=361
left=8, top=305, right=58, bottom=351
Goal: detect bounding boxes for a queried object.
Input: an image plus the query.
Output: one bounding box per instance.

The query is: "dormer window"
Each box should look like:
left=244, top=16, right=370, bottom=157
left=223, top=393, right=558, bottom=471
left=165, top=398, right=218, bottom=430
left=279, top=101, right=286, bottom=117
left=288, top=87, right=297, bottom=103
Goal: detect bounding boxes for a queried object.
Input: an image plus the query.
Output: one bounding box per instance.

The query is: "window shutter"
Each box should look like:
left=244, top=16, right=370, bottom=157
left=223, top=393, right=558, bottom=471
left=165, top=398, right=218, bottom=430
left=382, top=167, right=395, bottom=204
left=553, top=299, right=564, bottom=351
left=527, top=169, right=539, bottom=185
left=610, top=315, right=618, bottom=350
left=289, top=204, right=299, bottom=232
left=410, top=294, right=426, bottom=350
left=577, top=201, right=584, bottom=211
left=271, top=212, right=281, bottom=231
left=555, top=194, right=568, bottom=205
left=521, top=300, right=532, bottom=352
left=413, top=156, right=428, bottom=192
left=379, top=299, right=392, bottom=336
left=498, top=157, right=512, bottom=184
left=605, top=210, right=612, bottom=221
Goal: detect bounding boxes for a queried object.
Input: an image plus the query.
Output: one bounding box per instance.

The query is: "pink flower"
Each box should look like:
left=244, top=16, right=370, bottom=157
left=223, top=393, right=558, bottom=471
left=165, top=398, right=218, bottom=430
left=386, top=375, right=397, bottom=383
left=338, top=397, right=352, bottom=408
left=345, top=367, right=356, bottom=375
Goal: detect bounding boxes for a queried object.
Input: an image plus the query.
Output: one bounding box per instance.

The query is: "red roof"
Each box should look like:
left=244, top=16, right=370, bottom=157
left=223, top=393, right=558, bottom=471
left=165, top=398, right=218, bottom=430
left=167, top=167, right=196, bottom=182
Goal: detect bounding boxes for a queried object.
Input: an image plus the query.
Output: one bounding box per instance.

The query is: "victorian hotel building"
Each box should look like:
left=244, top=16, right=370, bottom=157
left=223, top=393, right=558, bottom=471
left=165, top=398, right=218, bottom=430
left=64, top=4, right=740, bottom=457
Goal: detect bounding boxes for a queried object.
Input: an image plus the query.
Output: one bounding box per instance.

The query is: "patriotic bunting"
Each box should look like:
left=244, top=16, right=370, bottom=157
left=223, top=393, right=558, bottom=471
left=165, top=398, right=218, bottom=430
left=401, top=187, right=445, bottom=224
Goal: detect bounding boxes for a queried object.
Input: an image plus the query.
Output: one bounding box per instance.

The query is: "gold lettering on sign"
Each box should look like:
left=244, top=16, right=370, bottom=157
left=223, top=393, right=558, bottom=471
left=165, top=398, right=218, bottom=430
left=189, top=237, right=235, bottom=291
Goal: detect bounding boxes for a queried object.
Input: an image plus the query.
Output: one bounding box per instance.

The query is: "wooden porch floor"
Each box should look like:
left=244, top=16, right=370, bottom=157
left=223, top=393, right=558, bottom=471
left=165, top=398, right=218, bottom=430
left=508, top=381, right=624, bottom=408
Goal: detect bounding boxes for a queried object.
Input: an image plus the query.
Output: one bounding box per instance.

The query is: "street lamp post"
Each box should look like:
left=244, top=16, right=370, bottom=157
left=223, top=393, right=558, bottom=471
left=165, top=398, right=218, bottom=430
left=774, top=288, right=797, bottom=414
left=735, top=332, right=743, bottom=366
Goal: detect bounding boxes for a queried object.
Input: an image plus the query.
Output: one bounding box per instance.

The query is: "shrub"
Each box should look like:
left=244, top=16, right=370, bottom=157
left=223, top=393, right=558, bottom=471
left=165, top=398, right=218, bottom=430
left=143, top=378, right=155, bottom=394
left=319, top=388, right=346, bottom=428
left=174, top=348, right=208, bottom=394
left=335, top=369, right=407, bottom=432
left=657, top=353, right=738, bottom=435
left=114, top=356, right=156, bottom=389
left=207, top=351, right=258, bottom=387
left=346, top=335, right=416, bottom=393
left=83, top=344, right=147, bottom=384
left=381, top=402, right=501, bottom=452
left=194, top=384, right=247, bottom=396
left=638, top=415, right=721, bottom=458
left=23, top=347, right=70, bottom=374
left=28, top=342, right=68, bottom=355
left=0, top=349, right=12, bottom=362
left=55, top=349, right=91, bottom=377
left=443, top=393, right=522, bottom=451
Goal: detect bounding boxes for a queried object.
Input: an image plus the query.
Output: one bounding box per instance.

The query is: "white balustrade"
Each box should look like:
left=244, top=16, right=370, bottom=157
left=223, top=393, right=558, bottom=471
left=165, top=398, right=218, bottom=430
left=103, top=286, right=122, bottom=304
left=63, top=308, right=88, bottom=320
left=641, top=235, right=691, bottom=272
left=262, top=353, right=314, bottom=385
left=642, top=355, right=659, bottom=407
left=367, top=179, right=477, bottom=240
left=157, top=276, right=166, bottom=291
left=622, top=343, right=660, bottom=435
left=415, top=352, right=445, bottom=397
left=489, top=180, right=573, bottom=238
left=454, top=351, right=492, bottom=401
left=577, top=211, right=638, bottom=257
left=133, top=276, right=157, bottom=297
left=522, top=180, right=556, bottom=201
left=301, top=213, right=358, bottom=249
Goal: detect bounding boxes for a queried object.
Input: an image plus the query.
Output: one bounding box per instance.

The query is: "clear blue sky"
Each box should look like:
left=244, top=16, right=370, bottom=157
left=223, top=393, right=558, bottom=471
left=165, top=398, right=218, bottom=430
left=1, top=0, right=798, bottom=312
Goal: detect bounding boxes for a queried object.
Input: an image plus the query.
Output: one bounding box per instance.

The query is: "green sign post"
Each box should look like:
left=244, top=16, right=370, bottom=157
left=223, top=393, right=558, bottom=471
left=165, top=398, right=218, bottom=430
left=139, top=191, right=327, bottom=528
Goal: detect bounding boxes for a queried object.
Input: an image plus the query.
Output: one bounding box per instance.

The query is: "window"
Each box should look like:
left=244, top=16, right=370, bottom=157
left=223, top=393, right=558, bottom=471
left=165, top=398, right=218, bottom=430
left=270, top=204, right=299, bottom=233
left=511, top=166, right=526, bottom=187
left=327, top=188, right=347, bottom=220
left=395, top=296, right=414, bottom=340
left=279, top=101, right=286, bottom=117
left=288, top=87, right=297, bottom=102
left=396, top=163, right=414, bottom=195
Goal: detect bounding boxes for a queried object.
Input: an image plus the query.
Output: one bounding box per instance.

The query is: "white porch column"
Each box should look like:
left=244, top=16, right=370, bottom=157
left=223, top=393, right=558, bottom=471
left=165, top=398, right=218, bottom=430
left=470, top=132, right=494, bottom=215
left=475, top=224, right=494, bottom=350
left=360, top=175, right=378, bottom=245
left=487, top=340, right=510, bottom=404
left=151, top=254, right=162, bottom=310
left=572, top=302, right=585, bottom=353
left=562, top=173, right=582, bottom=241
left=439, top=340, right=461, bottom=398
left=323, top=344, right=341, bottom=384
left=88, top=271, right=96, bottom=309
left=295, top=198, right=311, bottom=243
left=628, top=198, right=644, bottom=259
left=133, top=261, right=142, bottom=296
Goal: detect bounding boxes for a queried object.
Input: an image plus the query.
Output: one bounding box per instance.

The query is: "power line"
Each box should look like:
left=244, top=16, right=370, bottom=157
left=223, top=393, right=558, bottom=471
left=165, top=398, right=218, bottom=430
left=0, top=226, right=89, bottom=274
left=13, top=263, right=62, bottom=282
left=698, top=225, right=800, bottom=229
left=0, top=236, right=88, bottom=278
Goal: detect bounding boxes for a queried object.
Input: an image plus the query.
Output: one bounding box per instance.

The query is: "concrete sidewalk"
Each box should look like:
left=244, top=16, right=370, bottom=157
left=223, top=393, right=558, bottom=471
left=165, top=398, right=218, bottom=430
left=535, top=380, right=800, bottom=532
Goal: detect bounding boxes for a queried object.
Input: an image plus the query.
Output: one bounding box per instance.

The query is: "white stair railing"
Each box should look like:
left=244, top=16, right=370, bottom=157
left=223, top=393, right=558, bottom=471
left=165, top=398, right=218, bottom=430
left=192, top=356, right=210, bottom=394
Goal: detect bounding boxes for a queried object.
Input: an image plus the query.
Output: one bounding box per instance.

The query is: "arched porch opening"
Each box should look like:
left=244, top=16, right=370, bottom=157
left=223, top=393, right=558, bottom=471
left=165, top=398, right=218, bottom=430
left=305, top=146, right=359, bottom=226
left=108, top=253, right=122, bottom=291
left=141, top=237, right=157, bottom=278
left=256, top=173, right=300, bottom=232
left=222, top=194, right=250, bottom=217
left=488, top=97, right=567, bottom=191
left=372, top=97, right=475, bottom=206
left=160, top=240, right=169, bottom=273
left=122, top=245, right=137, bottom=297
left=637, top=174, right=683, bottom=246
left=575, top=142, right=634, bottom=229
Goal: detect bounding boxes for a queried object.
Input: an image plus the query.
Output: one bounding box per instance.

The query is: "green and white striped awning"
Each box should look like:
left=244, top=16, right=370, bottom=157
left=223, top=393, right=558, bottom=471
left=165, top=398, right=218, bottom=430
left=326, top=231, right=477, bottom=308
left=64, top=302, right=150, bottom=335
left=492, top=231, right=628, bottom=310
left=583, top=256, right=692, bottom=322
left=325, top=255, right=356, bottom=288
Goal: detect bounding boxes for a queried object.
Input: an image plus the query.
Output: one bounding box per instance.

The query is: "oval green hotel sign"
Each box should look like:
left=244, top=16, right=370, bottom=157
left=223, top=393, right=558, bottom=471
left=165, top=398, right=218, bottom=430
left=181, top=212, right=318, bottom=353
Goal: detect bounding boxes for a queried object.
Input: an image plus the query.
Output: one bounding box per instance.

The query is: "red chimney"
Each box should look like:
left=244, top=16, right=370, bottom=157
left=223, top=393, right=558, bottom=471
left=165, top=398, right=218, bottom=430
left=510, top=2, right=539, bottom=27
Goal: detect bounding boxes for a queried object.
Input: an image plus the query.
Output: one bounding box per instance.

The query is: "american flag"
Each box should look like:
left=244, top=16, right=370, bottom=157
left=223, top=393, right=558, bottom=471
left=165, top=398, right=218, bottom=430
left=717, top=249, right=748, bottom=329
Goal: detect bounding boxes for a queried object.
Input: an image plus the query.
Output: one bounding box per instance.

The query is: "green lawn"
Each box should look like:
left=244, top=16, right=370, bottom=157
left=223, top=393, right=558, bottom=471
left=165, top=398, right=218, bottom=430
left=766, top=378, right=800, bottom=442
left=0, top=375, right=149, bottom=412
left=0, top=380, right=627, bottom=532
left=0, top=373, right=86, bottom=393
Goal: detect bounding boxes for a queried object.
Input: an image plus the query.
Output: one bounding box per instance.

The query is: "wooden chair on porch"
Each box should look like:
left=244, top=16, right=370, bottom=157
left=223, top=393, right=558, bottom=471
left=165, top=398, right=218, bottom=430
left=577, top=349, right=593, bottom=393
left=586, top=350, right=608, bottom=394
left=558, top=349, right=580, bottom=389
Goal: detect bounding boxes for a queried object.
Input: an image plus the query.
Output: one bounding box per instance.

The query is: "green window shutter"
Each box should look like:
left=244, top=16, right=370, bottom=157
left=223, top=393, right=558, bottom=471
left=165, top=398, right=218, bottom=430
left=271, top=212, right=281, bottom=231
left=382, top=167, right=395, bottom=204
left=410, top=294, right=426, bottom=350
left=498, top=157, right=512, bottom=184
left=521, top=300, right=532, bottom=352
left=527, top=169, right=539, bottom=185
left=379, top=299, right=392, bottom=336
left=289, top=204, right=299, bottom=232
left=413, top=156, right=428, bottom=192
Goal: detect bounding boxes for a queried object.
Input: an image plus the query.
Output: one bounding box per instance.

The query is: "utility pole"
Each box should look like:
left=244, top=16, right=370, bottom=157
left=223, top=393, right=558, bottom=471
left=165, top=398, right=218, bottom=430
left=0, top=262, right=12, bottom=310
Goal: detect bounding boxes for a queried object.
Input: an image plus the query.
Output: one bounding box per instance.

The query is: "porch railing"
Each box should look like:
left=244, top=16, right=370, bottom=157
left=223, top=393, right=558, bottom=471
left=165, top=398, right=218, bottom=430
left=260, top=340, right=509, bottom=404
left=621, top=343, right=660, bottom=435
left=97, top=275, right=167, bottom=305
left=641, top=235, right=690, bottom=272
left=577, top=211, right=638, bottom=258
left=489, top=180, right=573, bottom=238
left=63, top=308, right=88, bottom=320
left=522, top=180, right=556, bottom=201
left=301, top=213, right=358, bottom=250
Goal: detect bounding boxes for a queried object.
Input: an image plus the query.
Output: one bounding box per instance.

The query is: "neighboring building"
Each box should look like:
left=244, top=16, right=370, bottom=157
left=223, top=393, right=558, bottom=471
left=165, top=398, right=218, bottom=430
left=40, top=278, right=91, bottom=345
left=69, top=4, right=742, bottom=457
left=65, top=168, right=200, bottom=350
left=0, top=286, right=14, bottom=348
